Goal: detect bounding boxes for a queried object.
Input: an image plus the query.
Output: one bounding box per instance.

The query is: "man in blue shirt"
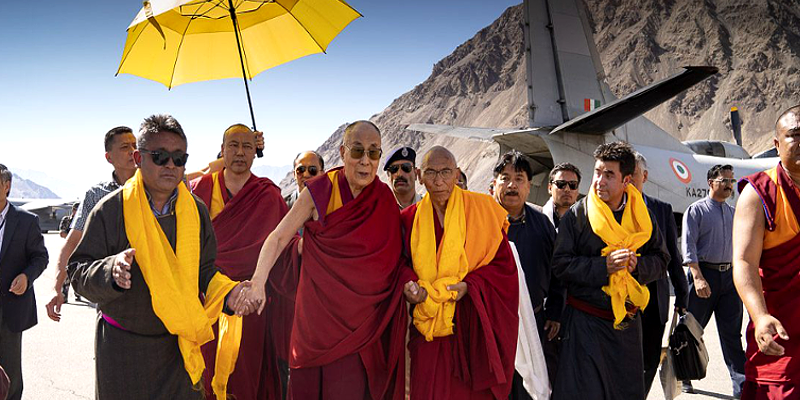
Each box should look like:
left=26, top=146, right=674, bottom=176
left=681, top=164, right=746, bottom=398
left=491, top=151, right=564, bottom=398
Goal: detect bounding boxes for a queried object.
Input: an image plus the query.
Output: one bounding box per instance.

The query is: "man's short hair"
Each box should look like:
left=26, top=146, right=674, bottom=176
left=593, top=142, right=636, bottom=178
left=294, top=151, right=325, bottom=171
left=493, top=150, right=533, bottom=180
left=137, top=114, right=186, bottom=150
left=776, top=104, right=800, bottom=135
left=707, top=164, right=733, bottom=180
left=0, top=164, right=11, bottom=197
left=548, top=162, right=582, bottom=183
left=104, top=126, right=133, bottom=152
left=634, top=152, right=648, bottom=171
left=343, top=120, right=380, bottom=144
left=222, top=123, right=252, bottom=143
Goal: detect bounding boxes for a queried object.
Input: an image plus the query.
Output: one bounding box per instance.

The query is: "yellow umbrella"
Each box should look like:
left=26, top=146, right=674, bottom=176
left=117, top=0, right=361, bottom=155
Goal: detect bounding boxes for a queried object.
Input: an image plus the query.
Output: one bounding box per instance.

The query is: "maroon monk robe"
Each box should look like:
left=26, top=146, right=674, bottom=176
left=400, top=204, right=519, bottom=400
left=192, top=172, right=300, bottom=400
left=739, top=165, right=800, bottom=387
left=289, top=167, right=415, bottom=400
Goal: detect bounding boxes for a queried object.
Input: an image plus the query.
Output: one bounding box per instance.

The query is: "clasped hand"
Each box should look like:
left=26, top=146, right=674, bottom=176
left=606, top=248, right=637, bottom=275
left=230, top=281, right=267, bottom=316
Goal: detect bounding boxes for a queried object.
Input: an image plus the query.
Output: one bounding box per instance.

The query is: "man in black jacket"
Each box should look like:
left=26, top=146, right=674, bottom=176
left=631, top=153, right=690, bottom=395
left=0, top=164, right=49, bottom=400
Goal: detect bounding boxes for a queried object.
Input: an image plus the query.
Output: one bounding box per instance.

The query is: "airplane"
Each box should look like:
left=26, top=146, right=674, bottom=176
left=407, top=0, right=780, bottom=217
left=8, top=198, right=77, bottom=233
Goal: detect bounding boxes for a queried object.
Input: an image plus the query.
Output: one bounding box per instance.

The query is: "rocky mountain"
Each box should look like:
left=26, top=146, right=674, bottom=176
left=9, top=173, right=60, bottom=199
left=281, top=0, right=800, bottom=194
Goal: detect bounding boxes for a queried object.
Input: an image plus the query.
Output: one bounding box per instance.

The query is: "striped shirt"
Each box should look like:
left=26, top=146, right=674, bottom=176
left=71, top=173, right=123, bottom=231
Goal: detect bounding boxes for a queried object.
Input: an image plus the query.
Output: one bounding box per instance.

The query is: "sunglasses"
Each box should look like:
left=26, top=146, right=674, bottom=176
left=551, top=180, right=578, bottom=190
left=387, top=162, right=414, bottom=174
left=140, top=149, right=189, bottom=167
left=345, top=145, right=382, bottom=161
left=295, top=165, right=319, bottom=176
left=713, top=178, right=736, bottom=185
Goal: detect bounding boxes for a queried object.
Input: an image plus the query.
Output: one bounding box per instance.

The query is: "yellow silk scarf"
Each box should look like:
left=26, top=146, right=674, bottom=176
left=410, top=187, right=509, bottom=341
left=205, top=170, right=245, bottom=399
left=587, top=183, right=652, bottom=329
left=122, top=170, right=241, bottom=399
left=208, top=171, right=225, bottom=219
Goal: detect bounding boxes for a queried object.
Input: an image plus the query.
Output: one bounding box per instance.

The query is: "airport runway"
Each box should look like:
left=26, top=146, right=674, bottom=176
left=22, top=233, right=744, bottom=399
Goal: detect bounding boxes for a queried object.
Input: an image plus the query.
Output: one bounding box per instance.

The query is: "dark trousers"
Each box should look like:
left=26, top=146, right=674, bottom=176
left=686, top=266, right=746, bottom=395
left=0, top=308, right=23, bottom=400
left=641, top=300, right=665, bottom=396
left=510, top=309, right=561, bottom=399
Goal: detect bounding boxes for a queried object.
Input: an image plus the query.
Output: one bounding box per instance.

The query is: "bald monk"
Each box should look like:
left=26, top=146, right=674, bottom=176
left=735, top=105, right=800, bottom=399
left=191, top=124, right=300, bottom=400
left=238, top=120, right=415, bottom=399
left=401, top=146, right=519, bottom=399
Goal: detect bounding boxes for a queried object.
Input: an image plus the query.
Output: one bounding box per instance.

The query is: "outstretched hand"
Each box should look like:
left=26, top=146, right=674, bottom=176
left=113, top=249, right=135, bottom=289
left=754, top=314, right=789, bottom=356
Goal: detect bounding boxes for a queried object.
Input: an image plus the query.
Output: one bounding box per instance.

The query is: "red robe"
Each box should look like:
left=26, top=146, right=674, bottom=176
left=400, top=204, right=519, bottom=400
left=739, top=164, right=800, bottom=387
left=289, top=168, right=415, bottom=400
left=192, top=172, right=300, bottom=400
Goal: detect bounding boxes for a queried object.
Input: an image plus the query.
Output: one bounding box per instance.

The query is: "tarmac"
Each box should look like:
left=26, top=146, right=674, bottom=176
left=21, top=233, right=745, bottom=399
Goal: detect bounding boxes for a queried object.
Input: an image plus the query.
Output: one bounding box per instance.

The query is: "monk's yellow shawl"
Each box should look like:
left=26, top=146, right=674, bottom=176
left=204, top=170, right=246, bottom=399
left=587, top=183, right=651, bottom=329
left=122, top=170, right=241, bottom=399
left=410, top=186, right=509, bottom=341
left=761, top=166, right=800, bottom=250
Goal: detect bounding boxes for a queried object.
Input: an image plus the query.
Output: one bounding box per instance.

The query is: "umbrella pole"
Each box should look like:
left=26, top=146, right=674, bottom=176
left=228, top=0, right=263, bottom=157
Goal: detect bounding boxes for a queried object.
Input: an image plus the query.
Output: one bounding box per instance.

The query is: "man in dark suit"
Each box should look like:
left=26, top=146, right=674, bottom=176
left=631, top=153, right=689, bottom=395
left=0, top=164, right=49, bottom=400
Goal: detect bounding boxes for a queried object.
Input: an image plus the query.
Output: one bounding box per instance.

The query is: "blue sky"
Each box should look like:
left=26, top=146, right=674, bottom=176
left=0, top=0, right=520, bottom=198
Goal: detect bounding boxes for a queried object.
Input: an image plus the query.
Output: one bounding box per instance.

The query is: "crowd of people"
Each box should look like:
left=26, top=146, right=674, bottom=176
left=0, top=104, right=798, bottom=400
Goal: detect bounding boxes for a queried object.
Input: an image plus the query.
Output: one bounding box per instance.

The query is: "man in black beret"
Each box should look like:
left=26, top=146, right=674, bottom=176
left=384, top=146, right=421, bottom=209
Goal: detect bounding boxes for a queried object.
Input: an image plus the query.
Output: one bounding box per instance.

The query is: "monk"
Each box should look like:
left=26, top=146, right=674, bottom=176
left=551, top=141, right=668, bottom=400
left=68, top=114, right=255, bottom=400
left=400, top=146, right=519, bottom=399
left=734, top=105, right=800, bottom=399
left=191, top=124, right=300, bottom=400
left=237, top=120, right=415, bottom=399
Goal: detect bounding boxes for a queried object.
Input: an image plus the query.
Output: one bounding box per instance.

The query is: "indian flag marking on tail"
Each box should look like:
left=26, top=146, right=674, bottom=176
left=584, top=99, right=601, bottom=111
left=669, top=158, right=692, bottom=184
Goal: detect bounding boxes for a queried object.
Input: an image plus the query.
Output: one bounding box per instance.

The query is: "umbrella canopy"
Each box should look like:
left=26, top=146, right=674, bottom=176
left=117, top=0, right=361, bottom=88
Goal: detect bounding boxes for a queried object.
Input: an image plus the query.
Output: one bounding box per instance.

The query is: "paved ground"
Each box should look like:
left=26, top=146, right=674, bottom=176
left=21, top=233, right=745, bottom=399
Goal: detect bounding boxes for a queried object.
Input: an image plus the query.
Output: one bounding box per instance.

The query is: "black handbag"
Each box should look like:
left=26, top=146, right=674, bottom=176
left=668, top=311, right=710, bottom=381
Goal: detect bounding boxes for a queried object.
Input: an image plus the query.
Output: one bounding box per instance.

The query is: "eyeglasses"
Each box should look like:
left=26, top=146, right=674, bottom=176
left=140, top=149, right=189, bottom=167
left=295, top=165, right=319, bottom=176
left=551, top=180, right=578, bottom=190
left=345, top=144, right=382, bottom=161
left=387, top=162, right=414, bottom=174
left=713, top=178, right=736, bottom=185
left=422, top=168, right=454, bottom=180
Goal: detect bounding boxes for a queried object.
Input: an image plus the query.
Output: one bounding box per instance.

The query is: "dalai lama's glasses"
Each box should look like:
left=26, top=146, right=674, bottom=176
left=387, top=163, right=414, bottom=174
left=345, top=145, right=382, bottom=161
left=295, top=165, right=319, bottom=176
left=551, top=180, right=579, bottom=190
left=140, top=149, right=189, bottom=167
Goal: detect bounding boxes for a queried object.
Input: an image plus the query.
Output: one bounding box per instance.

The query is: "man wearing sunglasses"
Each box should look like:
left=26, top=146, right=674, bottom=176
left=68, top=114, right=256, bottom=400
left=46, top=126, right=138, bottom=321
left=490, top=151, right=563, bottom=397
left=631, top=153, right=689, bottom=396
left=681, top=164, right=745, bottom=397
left=543, top=163, right=581, bottom=230
left=384, top=146, right=421, bottom=210
left=237, top=120, right=416, bottom=399
left=400, top=146, right=519, bottom=399
left=285, top=151, right=325, bottom=210
left=191, top=123, right=300, bottom=400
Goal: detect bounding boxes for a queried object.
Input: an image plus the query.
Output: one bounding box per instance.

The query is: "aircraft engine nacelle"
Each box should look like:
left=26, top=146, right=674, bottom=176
left=682, top=140, right=751, bottom=160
